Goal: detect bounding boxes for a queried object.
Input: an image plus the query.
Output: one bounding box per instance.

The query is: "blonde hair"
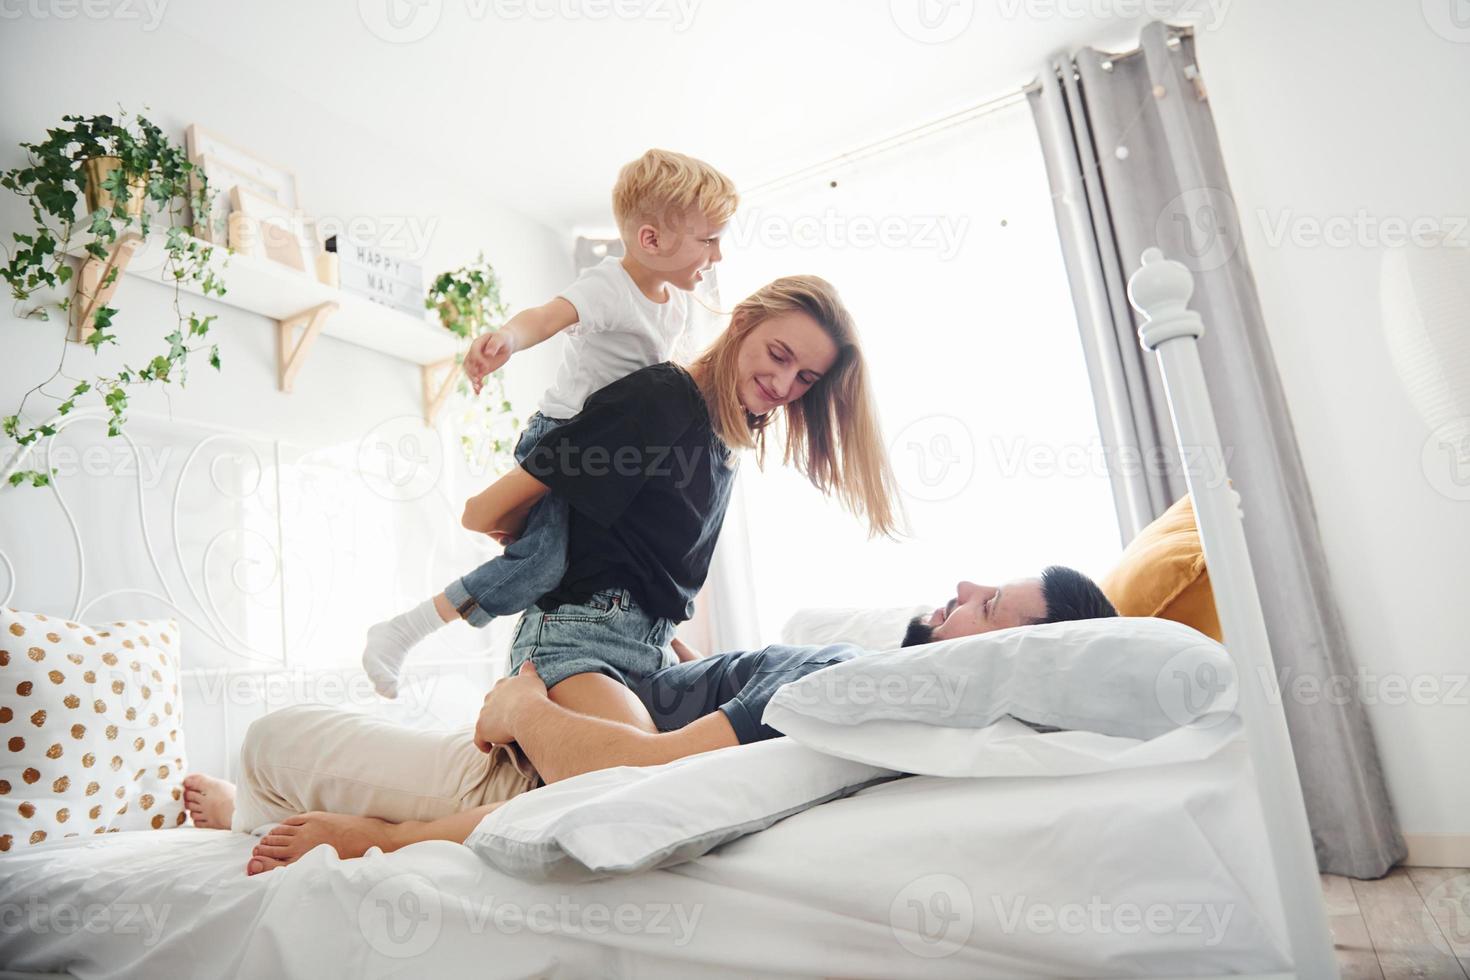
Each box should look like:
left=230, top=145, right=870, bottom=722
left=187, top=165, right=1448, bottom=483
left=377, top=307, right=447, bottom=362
left=612, top=148, right=739, bottom=238
left=690, top=276, right=904, bottom=540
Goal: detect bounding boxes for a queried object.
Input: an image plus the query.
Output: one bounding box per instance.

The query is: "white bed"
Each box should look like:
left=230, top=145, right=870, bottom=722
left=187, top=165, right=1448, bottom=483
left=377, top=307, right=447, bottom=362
left=0, top=733, right=1289, bottom=978
left=0, top=250, right=1337, bottom=978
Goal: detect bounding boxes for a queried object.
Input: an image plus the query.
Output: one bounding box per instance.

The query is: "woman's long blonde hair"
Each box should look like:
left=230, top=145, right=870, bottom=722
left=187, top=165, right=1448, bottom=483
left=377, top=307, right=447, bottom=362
left=689, top=275, right=904, bottom=539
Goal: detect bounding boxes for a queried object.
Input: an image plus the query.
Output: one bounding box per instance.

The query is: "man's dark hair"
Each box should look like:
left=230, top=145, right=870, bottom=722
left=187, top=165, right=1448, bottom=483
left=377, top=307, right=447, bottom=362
left=1032, top=565, right=1118, bottom=625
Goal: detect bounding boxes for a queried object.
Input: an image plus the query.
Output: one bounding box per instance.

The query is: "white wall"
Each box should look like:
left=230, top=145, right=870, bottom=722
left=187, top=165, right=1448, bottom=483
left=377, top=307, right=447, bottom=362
left=1195, top=1, right=1470, bottom=857
left=0, top=17, right=570, bottom=773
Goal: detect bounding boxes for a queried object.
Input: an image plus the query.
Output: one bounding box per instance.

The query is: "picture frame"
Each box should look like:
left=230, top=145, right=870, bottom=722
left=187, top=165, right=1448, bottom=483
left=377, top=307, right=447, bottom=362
left=186, top=124, right=302, bottom=245
left=229, top=185, right=311, bottom=274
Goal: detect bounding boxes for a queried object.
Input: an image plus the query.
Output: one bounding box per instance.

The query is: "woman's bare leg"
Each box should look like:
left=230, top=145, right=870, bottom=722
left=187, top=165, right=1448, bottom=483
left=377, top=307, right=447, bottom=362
left=546, top=672, right=658, bottom=732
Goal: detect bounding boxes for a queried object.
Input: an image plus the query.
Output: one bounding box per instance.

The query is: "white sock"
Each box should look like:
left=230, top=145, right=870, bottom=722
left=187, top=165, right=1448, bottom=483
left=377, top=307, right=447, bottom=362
left=362, top=598, right=448, bottom=699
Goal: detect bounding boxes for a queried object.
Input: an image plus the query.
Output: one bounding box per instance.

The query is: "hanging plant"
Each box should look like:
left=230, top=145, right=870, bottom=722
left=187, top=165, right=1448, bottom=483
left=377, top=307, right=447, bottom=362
left=1, top=109, right=228, bottom=487
left=425, top=253, right=520, bottom=472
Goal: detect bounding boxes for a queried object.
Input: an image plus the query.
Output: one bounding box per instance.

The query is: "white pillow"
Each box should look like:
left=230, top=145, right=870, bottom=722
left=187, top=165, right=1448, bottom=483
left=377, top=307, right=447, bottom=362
left=763, top=616, right=1238, bottom=777
left=1, top=608, right=187, bottom=852
left=466, top=738, right=898, bottom=881
left=780, top=604, right=928, bottom=649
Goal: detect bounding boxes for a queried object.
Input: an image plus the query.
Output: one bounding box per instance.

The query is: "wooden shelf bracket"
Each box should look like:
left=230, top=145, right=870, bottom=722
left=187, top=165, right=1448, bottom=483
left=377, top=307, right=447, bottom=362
left=421, top=358, right=460, bottom=425
left=70, top=232, right=145, bottom=345
left=276, top=301, right=339, bottom=393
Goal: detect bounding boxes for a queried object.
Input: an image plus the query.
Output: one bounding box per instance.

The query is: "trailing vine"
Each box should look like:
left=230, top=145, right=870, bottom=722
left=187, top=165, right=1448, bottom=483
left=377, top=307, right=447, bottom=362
left=2, top=109, right=227, bottom=486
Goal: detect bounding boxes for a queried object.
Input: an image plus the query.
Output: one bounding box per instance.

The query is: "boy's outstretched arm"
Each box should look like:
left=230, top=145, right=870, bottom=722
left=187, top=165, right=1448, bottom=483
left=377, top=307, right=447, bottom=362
left=464, top=298, right=580, bottom=391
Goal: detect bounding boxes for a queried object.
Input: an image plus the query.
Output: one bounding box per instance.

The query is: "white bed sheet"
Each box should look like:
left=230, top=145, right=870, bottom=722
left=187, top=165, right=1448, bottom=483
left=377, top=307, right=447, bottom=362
left=0, top=738, right=1290, bottom=979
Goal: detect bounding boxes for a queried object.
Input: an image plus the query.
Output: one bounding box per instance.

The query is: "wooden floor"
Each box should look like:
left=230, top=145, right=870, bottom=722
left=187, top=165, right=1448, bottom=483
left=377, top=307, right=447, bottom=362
left=1325, top=868, right=1470, bottom=978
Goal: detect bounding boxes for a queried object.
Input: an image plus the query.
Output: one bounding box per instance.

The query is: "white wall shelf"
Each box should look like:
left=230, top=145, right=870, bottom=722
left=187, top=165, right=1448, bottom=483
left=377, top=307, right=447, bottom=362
left=63, top=230, right=463, bottom=422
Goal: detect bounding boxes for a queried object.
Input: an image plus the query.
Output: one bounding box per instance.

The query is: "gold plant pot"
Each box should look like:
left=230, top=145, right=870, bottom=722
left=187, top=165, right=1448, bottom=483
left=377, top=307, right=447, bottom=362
left=437, top=299, right=460, bottom=326
left=82, top=156, right=148, bottom=219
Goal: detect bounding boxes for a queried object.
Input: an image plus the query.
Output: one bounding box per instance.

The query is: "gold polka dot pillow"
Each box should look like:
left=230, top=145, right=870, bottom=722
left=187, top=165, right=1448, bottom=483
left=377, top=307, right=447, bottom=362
left=1, top=608, right=186, bottom=852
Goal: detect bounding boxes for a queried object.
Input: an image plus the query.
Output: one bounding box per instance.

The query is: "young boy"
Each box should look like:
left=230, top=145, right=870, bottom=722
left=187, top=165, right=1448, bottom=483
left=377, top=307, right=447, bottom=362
left=363, top=149, right=737, bottom=698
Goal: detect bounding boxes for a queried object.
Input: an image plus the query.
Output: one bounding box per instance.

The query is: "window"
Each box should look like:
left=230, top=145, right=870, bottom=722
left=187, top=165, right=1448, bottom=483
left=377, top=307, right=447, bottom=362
left=715, top=101, right=1121, bottom=638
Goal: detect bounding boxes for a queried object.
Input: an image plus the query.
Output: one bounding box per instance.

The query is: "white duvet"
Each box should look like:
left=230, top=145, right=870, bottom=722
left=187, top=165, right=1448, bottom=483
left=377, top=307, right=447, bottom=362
left=0, top=729, right=1289, bottom=979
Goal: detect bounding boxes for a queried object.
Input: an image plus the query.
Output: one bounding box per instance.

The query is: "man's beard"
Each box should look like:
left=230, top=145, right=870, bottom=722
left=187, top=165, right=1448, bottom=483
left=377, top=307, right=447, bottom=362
left=901, top=617, right=935, bottom=648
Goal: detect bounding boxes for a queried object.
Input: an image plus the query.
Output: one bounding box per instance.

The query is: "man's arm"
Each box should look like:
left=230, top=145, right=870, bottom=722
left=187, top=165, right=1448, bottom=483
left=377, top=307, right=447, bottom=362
left=516, top=699, right=737, bottom=783
left=476, top=663, right=739, bottom=783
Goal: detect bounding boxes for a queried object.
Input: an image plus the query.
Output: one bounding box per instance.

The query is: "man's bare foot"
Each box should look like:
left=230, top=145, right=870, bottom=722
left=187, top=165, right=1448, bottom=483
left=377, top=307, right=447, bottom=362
left=245, top=811, right=407, bottom=876
left=183, top=774, right=236, bottom=829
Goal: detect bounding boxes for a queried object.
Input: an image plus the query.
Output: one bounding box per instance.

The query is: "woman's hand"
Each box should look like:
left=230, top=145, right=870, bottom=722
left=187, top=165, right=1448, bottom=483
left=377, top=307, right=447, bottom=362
left=474, top=662, right=549, bottom=752
left=487, top=498, right=536, bottom=546
left=671, top=636, right=703, bottom=663
left=461, top=468, right=550, bottom=536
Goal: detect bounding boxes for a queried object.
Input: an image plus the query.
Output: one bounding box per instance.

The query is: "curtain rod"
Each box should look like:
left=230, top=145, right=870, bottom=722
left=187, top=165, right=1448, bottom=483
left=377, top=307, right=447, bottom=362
left=742, top=88, right=1028, bottom=200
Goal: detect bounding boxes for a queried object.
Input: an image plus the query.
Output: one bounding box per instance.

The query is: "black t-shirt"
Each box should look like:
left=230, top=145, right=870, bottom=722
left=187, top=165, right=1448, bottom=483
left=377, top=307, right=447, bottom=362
left=522, top=363, right=736, bottom=622
left=633, top=644, right=862, bottom=744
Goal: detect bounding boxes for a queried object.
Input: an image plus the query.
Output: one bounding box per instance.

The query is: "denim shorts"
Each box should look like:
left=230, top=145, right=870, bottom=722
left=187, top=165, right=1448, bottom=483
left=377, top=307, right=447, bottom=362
left=508, top=587, right=678, bottom=691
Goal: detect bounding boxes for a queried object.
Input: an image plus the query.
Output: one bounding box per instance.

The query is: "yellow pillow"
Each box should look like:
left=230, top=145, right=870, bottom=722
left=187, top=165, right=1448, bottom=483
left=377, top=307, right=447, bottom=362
left=1099, top=495, right=1221, bottom=642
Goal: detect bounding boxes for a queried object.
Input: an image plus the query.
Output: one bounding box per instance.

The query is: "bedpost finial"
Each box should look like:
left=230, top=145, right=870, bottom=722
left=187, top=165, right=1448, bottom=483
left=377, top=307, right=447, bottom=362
left=1128, top=249, right=1204, bottom=349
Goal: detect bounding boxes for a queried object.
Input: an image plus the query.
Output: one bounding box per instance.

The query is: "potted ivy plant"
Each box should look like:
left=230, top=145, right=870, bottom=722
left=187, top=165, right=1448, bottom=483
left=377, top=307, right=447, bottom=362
left=427, top=252, right=507, bottom=339
left=1, top=110, right=227, bottom=487
left=425, top=253, right=520, bottom=472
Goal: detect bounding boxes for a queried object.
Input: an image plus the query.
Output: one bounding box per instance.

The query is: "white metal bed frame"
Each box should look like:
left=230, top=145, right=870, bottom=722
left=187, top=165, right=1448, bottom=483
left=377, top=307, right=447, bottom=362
left=0, top=247, right=1341, bottom=977
left=1128, top=247, right=1338, bottom=979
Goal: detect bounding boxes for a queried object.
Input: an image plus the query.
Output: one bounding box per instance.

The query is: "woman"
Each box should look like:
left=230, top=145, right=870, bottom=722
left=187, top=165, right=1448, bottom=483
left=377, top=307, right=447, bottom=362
left=460, top=272, right=902, bottom=729
left=185, top=274, right=902, bottom=859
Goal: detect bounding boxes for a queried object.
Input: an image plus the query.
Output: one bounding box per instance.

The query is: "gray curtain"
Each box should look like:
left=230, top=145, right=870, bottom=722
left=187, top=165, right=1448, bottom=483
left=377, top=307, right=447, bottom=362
left=1028, top=22, right=1405, bottom=879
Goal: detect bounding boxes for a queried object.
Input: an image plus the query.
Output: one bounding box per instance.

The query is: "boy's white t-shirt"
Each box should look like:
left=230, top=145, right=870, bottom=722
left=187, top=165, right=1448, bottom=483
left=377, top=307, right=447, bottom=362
left=539, top=256, right=689, bottom=419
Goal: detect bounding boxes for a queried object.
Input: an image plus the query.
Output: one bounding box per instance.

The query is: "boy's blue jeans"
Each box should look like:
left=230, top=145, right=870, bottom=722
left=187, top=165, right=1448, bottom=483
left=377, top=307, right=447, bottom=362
left=444, top=412, right=569, bottom=628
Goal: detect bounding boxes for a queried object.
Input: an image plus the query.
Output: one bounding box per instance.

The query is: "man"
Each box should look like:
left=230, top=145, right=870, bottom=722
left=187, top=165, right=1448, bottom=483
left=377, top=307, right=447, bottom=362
left=182, top=566, right=1116, bottom=874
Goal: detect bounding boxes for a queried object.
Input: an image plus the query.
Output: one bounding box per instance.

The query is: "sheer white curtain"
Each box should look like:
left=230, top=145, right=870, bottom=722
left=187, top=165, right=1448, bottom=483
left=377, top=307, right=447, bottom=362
left=713, top=101, right=1122, bottom=642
